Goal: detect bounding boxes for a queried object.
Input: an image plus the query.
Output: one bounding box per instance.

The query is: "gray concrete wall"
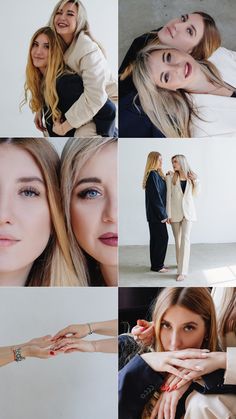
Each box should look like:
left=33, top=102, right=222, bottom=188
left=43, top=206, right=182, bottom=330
left=119, top=0, right=236, bottom=66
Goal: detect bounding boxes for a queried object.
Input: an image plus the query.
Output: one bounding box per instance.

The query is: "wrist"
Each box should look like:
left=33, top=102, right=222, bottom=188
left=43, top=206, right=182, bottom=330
left=217, top=352, right=226, bottom=369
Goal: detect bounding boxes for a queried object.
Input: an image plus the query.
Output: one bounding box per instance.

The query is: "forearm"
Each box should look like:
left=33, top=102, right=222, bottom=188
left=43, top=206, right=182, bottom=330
left=0, top=345, right=31, bottom=367
left=89, top=319, right=118, bottom=336
left=93, top=338, right=117, bottom=353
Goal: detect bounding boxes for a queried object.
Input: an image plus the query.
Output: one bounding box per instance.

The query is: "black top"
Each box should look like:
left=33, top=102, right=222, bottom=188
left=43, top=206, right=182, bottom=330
left=44, top=73, right=117, bottom=137
left=145, top=171, right=168, bottom=222
left=231, top=91, right=236, bottom=97
left=180, top=180, right=187, bottom=194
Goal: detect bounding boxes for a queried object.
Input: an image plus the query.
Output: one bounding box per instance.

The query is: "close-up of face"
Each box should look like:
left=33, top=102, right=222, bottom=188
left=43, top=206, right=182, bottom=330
left=31, top=33, right=50, bottom=74
left=54, top=1, right=78, bottom=43
left=70, top=142, right=118, bottom=275
left=158, top=13, right=204, bottom=53
left=148, top=48, right=198, bottom=91
left=172, top=157, right=181, bottom=171
left=159, top=304, right=206, bottom=351
left=0, top=144, right=51, bottom=284
left=157, top=154, right=162, bottom=168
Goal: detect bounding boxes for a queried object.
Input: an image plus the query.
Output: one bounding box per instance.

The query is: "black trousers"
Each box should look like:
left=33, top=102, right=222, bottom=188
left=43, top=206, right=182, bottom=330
left=148, top=221, right=168, bottom=271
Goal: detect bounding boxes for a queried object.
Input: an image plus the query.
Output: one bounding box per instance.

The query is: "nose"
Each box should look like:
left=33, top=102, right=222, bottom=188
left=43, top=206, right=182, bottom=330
left=102, top=195, right=117, bottom=224
left=0, top=194, right=15, bottom=225
left=169, top=330, right=183, bottom=351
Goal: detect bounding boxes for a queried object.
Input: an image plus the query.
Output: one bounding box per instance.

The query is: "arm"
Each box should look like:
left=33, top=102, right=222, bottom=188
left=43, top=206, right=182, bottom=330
left=52, top=319, right=118, bottom=341
left=51, top=337, right=117, bottom=354
left=192, top=178, right=201, bottom=197
left=148, top=171, right=168, bottom=221
left=166, top=174, right=172, bottom=219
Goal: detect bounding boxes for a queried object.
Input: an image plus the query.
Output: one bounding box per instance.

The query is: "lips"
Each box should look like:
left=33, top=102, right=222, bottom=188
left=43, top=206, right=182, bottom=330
left=57, top=22, right=68, bottom=28
left=166, top=26, right=173, bottom=38
left=0, top=234, right=20, bottom=248
left=98, top=233, right=118, bottom=247
left=184, top=62, right=192, bottom=78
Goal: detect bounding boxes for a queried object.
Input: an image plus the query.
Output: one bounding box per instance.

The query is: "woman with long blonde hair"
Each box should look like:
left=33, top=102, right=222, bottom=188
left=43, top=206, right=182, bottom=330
left=23, top=26, right=116, bottom=137
left=60, top=137, right=118, bottom=286
left=166, top=154, right=200, bottom=281
left=142, top=151, right=168, bottom=273
left=0, top=138, right=77, bottom=286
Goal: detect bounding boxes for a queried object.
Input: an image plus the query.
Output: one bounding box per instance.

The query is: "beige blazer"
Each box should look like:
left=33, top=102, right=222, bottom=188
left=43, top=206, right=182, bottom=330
left=166, top=175, right=200, bottom=222
left=64, top=31, right=118, bottom=129
left=209, top=47, right=236, bottom=86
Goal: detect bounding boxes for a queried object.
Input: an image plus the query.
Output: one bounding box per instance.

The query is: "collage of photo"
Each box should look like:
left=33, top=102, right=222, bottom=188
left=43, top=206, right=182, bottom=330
left=0, top=1, right=236, bottom=418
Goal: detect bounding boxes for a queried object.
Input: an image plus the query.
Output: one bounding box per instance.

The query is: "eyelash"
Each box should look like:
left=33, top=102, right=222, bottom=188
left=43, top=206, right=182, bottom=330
left=78, top=188, right=102, bottom=200
left=19, top=187, right=40, bottom=198
left=161, top=322, right=196, bottom=332
left=32, top=42, right=49, bottom=49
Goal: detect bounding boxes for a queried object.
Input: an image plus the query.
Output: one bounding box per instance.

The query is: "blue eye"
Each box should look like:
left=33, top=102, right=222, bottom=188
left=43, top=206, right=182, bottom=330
left=78, top=189, right=101, bottom=199
left=19, top=188, right=40, bottom=198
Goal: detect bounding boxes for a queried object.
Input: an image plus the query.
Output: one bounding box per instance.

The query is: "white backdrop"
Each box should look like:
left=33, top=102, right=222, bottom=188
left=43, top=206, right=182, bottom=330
left=119, top=138, right=236, bottom=245
left=0, top=0, right=118, bottom=137
left=0, top=288, right=117, bottom=419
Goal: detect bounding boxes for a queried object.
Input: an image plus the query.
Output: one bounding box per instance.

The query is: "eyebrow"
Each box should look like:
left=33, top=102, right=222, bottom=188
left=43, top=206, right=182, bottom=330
left=162, top=319, right=199, bottom=326
left=33, top=41, right=49, bottom=46
left=190, top=24, right=197, bottom=36
left=17, top=177, right=44, bottom=184
left=75, top=177, right=102, bottom=187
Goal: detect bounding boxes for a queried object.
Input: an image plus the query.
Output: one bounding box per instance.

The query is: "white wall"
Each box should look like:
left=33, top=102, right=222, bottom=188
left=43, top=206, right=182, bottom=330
left=0, top=0, right=118, bottom=137
left=0, top=288, right=117, bottom=419
left=119, top=138, right=236, bottom=245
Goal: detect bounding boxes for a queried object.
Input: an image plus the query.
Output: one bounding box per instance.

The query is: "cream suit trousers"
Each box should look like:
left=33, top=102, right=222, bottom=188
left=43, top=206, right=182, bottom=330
left=184, top=390, right=236, bottom=419
left=171, top=218, right=192, bottom=275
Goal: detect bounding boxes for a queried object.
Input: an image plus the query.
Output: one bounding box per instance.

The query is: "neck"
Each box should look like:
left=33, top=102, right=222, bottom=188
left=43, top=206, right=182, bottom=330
left=100, top=264, right=118, bottom=286
left=0, top=265, right=32, bottom=286
left=61, top=33, right=74, bottom=46
left=187, top=65, right=232, bottom=96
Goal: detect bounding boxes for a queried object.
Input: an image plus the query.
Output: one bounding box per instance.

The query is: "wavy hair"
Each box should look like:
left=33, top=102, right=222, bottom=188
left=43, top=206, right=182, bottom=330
left=22, top=26, right=65, bottom=122
left=142, top=151, right=165, bottom=189
left=171, top=154, right=197, bottom=188
left=0, top=138, right=78, bottom=286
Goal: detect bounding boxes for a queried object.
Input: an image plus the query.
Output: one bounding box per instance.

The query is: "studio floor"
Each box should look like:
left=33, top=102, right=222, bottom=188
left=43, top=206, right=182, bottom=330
left=119, top=243, right=236, bottom=287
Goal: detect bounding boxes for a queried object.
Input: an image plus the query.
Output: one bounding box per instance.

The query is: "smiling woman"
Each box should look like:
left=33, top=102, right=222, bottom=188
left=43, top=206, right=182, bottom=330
left=0, top=138, right=77, bottom=286
left=60, top=137, right=118, bottom=286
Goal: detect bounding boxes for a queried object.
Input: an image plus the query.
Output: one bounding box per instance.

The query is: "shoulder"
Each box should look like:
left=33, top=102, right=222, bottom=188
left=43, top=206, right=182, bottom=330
left=73, top=31, right=99, bottom=56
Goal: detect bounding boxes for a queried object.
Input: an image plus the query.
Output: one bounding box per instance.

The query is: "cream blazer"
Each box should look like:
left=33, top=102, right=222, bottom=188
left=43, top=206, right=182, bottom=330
left=209, top=47, right=236, bottom=86
left=63, top=31, right=118, bottom=130
left=166, top=175, right=200, bottom=222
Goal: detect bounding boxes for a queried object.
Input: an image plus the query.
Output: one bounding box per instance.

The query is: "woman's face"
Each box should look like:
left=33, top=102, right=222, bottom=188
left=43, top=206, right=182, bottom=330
left=160, top=305, right=206, bottom=351
left=0, top=145, right=51, bottom=283
left=158, top=13, right=204, bottom=53
left=70, top=142, right=118, bottom=270
left=31, top=33, right=50, bottom=73
left=54, top=1, right=77, bottom=41
left=157, top=155, right=163, bottom=168
left=148, top=48, right=199, bottom=91
left=172, top=157, right=181, bottom=171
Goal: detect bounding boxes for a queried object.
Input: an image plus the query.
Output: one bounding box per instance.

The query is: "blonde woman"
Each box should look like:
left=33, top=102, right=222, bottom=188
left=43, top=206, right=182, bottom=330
left=119, top=287, right=236, bottom=419
left=142, top=152, right=168, bottom=273
left=0, top=138, right=77, bottom=286
left=60, top=137, right=118, bottom=286
left=23, top=26, right=116, bottom=137
left=166, top=155, right=200, bottom=281
left=132, top=44, right=236, bottom=138
left=44, top=0, right=117, bottom=136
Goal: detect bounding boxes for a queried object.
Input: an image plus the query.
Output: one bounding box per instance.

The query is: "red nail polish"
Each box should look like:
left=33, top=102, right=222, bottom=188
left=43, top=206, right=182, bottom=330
left=50, top=351, right=55, bottom=355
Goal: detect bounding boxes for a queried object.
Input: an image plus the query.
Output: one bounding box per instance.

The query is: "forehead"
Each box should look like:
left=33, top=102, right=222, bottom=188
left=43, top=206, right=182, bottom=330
left=0, top=144, right=42, bottom=177
left=58, top=1, right=78, bottom=12
left=76, top=142, right=117, bottom=178
left=162, top=305, right=204, bottom=324
left=34, top=33, right=49, bottom=43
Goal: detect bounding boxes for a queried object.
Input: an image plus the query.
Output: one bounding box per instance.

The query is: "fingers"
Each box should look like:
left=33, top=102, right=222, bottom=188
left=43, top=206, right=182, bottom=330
left=170, top=397, right=178, bottom=419
left=52, top=326, right=75, bottom=341
left=51, top=337, right=75, bottom=350
left=174, top=349, right=209, bottom=360
left=150, top=398, right=160, bottom=419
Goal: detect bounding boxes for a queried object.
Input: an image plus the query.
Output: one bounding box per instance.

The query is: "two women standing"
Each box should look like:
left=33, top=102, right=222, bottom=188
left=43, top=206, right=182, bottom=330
left=144, top=152, right=200, bottom=280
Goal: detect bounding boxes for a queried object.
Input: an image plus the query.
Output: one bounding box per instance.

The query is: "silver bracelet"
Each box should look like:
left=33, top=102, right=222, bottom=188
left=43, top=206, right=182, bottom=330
left=87, top=323, right=93, bottom=335
left=13, top=347, right=26, bottom=362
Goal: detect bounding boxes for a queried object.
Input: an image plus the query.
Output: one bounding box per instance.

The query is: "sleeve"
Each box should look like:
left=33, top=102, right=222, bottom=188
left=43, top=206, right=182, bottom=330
left=56, top=75, right=84, bottom=115
left=166, top=174, right=172, bottom=218
left=65, top=48, right=108, bottom=128
left=119, top=355, right=164, bottom=419
left=148, top=172, right=168, bottom=220
left=224, top=348, right=236, bottom=384
left=192, top=178, right=201, bottom=197
left=192, top=369, right=236, bottom=395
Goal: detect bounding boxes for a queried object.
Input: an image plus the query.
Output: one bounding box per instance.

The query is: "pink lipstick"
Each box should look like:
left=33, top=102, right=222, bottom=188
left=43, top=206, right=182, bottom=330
left=99, top=233, right=118, bottom=247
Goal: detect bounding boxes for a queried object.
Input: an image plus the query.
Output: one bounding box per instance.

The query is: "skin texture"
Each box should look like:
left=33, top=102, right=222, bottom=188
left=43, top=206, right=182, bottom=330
left=0, top=145, right=51, bottom=286
left=158, top=13, right=205, bottom=53
left=70, top=142, right=118, bottom=285
left=31, top=33, right=49, bottom=74
left=54, top=1, right=78, bottom=45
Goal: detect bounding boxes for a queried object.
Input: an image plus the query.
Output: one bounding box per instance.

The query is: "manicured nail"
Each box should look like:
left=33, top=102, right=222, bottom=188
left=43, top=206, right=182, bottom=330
left=50, top=351, right=55, bottom=355
left=195, top=365, right=203, bottom=370
left=160, top=385, right=166, bottom=391
left=172, top=385, right=177, bottom=390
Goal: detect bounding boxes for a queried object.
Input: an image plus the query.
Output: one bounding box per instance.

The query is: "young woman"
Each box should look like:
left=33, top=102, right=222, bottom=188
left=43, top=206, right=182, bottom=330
left=60, top=137, right=118, bottom=287
left=143, top=152, right=168, bottom=273
left=132, top=44, right=236, bottom=138
left=44, top=0, right=117, bottom=136
left=0, top=335, right=53, bottom=367
left=119, top=287, right=236, bottom=419
left=50, top=319, right=118, bottom=354
left=0, top=138, right=77, bottom=286
left=23, top=26, right=116, bottom=137
left=166, top=155, right=200, bottom=281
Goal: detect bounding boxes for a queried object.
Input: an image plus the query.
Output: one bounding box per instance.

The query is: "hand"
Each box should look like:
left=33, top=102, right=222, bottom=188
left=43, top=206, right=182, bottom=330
left=141, top=349, right=210, bottom=379
left=51, top=337, right=95, bottom=354
left=131, top=319, right=154, bottom=346
left=34, top=111, right=46, bottom=132
left=27, top=344, right=54, bottom=359
left=166, top=171, right=174, bottom=176
left=150, top=381, right=191, bottom=419
left=52, top=324, right=91, bottom=342
left=52, top=119, right=73, bottom=136
left=25, top=335, right=53, bottom=348
left=187, top=172, right=197, bottom=181
left=167, top=218, right=172, bottom=224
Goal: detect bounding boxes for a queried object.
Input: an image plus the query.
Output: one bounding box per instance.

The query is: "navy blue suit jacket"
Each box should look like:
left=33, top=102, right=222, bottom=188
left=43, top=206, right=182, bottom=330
left=145, top=171, right=168, bottom=222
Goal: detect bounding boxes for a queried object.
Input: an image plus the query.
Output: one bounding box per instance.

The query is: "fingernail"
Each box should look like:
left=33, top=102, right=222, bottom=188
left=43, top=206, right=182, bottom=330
left=195, top=365, right=203, bottom=370
left=166, top=386, right=170, bottom=392
left=50, top=351, right=55, bottom=356
left=172, top=385, right=177, bottom=390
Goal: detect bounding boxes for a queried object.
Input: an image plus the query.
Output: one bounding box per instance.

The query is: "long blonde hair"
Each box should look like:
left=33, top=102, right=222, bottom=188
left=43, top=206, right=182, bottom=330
left=49, top=0, right=105, bottom=55
left=0, top=138, right=78, bottom=286
left=142, top=151, right=165, bottom=189
left=171, top=154, right=196, bottom=188
left=22, top=26, right=65, bottom=122
left=217, top=288, right=236, bottom=337
left=60, top=137, right=117, bottom=286
left=133, top=44, right=234, bottom=138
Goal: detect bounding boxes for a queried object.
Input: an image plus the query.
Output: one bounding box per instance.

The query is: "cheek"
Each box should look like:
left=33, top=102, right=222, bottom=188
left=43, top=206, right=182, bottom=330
left=70, top=200, right=97, bottom=248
